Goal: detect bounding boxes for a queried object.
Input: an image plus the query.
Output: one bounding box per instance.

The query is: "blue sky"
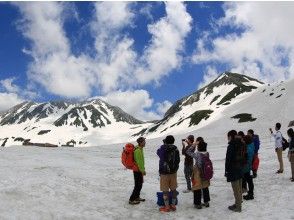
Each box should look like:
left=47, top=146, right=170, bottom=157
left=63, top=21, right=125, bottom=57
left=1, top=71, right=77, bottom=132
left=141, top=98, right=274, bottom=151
left=0, top=2, right=294, bottom=120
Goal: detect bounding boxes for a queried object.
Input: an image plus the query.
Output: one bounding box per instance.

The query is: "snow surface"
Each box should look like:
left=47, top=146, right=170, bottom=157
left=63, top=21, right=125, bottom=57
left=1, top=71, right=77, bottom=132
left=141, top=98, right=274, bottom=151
left=0, top=133, right=293, bottom=219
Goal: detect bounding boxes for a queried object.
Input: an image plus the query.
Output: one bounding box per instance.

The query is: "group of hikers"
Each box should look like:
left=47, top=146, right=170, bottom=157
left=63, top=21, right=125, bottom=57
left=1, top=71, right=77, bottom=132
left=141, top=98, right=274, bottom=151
left=122, top=122, right=294, bottom=213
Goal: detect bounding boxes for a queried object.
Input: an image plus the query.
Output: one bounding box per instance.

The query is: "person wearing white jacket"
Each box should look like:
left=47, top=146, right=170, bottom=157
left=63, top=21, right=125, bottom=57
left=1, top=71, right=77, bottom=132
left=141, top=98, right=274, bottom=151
left=270, top=123, right=284, bottom=174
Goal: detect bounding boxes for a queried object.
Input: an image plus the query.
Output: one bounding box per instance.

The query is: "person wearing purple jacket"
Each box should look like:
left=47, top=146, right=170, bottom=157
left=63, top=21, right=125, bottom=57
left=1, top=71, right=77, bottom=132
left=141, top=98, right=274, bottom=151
left=157, top=135, right=180, bottom=212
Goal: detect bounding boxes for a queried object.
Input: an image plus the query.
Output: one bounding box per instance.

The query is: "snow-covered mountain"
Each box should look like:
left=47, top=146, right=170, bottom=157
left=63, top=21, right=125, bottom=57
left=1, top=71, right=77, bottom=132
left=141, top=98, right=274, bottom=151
left=0, top=72, right=293, bottom=147
left=135, top=72, right=265, bottom=138
left=0, top=99, right=148, bottom=147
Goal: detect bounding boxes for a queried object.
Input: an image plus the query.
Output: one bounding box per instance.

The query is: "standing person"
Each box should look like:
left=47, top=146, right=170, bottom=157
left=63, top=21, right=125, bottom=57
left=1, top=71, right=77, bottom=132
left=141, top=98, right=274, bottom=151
left=157, top=135, right=180, bottom=212
left=225, top=130, right=245, bottom=213
left=182, top=135, right=195, bottom=193
left=186, top=138, right=211, bottom=209
left=129, top=137, right=146, bottom=205
left=247, top=129, right=260, bottom=178
left=242, top=135, right=255, bottom=200
left=287, top=128, right=294, bottom=182
left=270, top=123, right=284, bottom=173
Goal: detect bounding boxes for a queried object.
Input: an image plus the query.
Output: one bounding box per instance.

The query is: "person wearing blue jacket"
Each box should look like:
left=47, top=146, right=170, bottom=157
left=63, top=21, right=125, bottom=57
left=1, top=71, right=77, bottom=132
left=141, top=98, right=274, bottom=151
left=242, top=135, right=255, bottom=200
left=248, top=129, right=260, bottom=178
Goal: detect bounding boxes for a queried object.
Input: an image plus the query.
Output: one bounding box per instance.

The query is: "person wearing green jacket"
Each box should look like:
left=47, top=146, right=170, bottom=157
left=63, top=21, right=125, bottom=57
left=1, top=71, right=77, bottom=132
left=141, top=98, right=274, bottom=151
left=129, top=137, right=146, bottom=205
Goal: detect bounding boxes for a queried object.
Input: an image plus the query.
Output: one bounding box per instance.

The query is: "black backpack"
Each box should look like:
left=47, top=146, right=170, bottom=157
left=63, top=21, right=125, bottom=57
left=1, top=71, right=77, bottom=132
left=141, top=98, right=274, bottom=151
left=162, top=145, right=180, bottom=174
left=278, top=131, right=289, bottom=151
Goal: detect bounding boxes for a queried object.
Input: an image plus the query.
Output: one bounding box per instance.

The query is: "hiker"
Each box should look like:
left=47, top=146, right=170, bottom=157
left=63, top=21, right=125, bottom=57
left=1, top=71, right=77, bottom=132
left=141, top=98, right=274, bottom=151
left=157, top=135, right=180, bottom=212
left=247, top=129, right=260, bottom=178
left=182, top=135, right=195, bottom=193
left=238, top=131, right=245, bottom=138
left=270, top=123, right=284, bottom=173
left=287, top=128, right=294, bottom=182
left=242, top=135, right=255, bottom=200
left=186, top=137, right=211, bottom=209
left=225, top=130, right=245, bottom=213
left=129, top=137, right=146, bottom=205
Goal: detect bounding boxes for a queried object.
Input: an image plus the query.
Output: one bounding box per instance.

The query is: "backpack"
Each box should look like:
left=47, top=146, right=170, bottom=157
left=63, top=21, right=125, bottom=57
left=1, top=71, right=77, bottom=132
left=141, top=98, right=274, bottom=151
left=278, top=131, right=289, bottom=151
left=121, top=143, right=137, bottom=170
left=282, top=137, right=289, bottom=151
left=200, top=153, right=213, bottom=180
left=162, top=146, right=180, bottom=174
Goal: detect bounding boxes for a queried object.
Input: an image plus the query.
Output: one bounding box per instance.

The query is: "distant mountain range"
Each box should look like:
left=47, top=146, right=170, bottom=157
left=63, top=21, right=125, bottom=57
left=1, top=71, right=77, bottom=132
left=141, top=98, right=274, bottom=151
left=1, top=72, right=293, bottom=147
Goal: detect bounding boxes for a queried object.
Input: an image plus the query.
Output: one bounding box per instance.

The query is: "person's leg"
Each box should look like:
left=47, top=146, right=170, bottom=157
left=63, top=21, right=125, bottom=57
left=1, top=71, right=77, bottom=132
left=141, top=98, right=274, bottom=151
left=243, top=172, right=254, bottom=200
left=230, top=179, right=242, bottom=211
left=291, top=161, right=294, bottom=179
left=129, top=171, right=140, bottom=203
left=184, top=165, right=192, bottom=191
left=203, top=187, right=210, bottom=206
left=242, top=177, right=247, bottom=193
left=194, top=189, right=202, bottom=206
left=276, top=148, right=284, bottom=172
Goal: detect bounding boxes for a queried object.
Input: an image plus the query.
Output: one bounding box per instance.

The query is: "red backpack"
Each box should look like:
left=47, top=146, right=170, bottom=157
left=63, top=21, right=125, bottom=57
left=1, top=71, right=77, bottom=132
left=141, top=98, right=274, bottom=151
left=121, top=143, right=137, bottom=170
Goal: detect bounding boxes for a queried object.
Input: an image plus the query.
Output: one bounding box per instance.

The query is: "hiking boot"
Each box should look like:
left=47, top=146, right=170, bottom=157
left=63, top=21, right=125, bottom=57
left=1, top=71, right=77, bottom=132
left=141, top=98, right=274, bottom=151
left=202, top=202, right=209, bottom=208
left=276, top=170, right=283, bottom=174
left=291, top=178, right=294, bottom=182
left=182, top=189, right=192, bottom=193
left=228, top=204, right=241, bottom=212
left=159, top=206, right=170, bottom=212
left=228, top=204, right=236, bottom=210
left=135, top=197, right=146, bottom=202
left=243, top=194, right=254, bottom=200
left=170, top=205, right=177, bottom=211
left=129, top=200, right=140, bottom=205
left=194, top=205, right=202, bottom=209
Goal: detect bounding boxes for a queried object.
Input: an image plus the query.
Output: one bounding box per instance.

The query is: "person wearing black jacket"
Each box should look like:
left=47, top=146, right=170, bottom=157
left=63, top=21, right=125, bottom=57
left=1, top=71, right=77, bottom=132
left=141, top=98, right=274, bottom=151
left=225, top=130, right=245, bottom=213
left=287, top=128, right=294, bottom=182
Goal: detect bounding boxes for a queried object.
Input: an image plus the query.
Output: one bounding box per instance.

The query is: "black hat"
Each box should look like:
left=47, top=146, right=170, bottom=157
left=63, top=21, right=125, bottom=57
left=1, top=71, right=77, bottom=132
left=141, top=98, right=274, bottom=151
left=137, top=137, right=146, bottom=144
left=164, top=135, right=175, bottom=145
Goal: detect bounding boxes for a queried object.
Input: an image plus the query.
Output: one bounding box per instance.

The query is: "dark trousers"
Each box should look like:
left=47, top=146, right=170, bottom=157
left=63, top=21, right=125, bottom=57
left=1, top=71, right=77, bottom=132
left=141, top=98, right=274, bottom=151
left=129, top=171, right=143, bottom=201
left=193, top=187, right=210, bottom=205
left=242, top=172, right=254, bottom=195
left=184, top=165, right=193, bottom=190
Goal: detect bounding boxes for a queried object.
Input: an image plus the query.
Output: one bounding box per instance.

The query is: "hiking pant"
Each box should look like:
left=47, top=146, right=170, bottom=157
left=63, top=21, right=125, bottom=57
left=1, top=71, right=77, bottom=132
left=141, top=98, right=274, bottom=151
left=231, top=179, right=242, bottom=209
left=193, top=187, right=210, bottom=205
left=242, top=172, right=254, bottom=196
left=289, top=152, right=294, bottom=179
left=184, top=165, right=193, bottom=190
left=129, top=171, right=143, bottom=201
left=276, top=148, right=284, bottom=171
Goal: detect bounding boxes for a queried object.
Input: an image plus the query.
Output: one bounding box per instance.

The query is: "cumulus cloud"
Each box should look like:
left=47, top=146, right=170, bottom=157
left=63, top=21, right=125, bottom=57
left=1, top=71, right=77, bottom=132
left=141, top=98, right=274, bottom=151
left=11, top=2, right=193, bottom=120
left=192, top=2, right=294, bottom=84
left=134, top=1, right=192, bottom=85
left=100, top=90, right=171, bottom=121
left=198, top=66, right=219, bottom=89
left=0, top=78, right=25, bottom=112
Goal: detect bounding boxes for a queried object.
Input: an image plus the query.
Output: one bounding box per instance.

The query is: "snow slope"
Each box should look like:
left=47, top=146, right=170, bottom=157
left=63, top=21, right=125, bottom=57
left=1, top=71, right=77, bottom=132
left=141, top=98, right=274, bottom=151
left=0, top=134, right=293, bottom=219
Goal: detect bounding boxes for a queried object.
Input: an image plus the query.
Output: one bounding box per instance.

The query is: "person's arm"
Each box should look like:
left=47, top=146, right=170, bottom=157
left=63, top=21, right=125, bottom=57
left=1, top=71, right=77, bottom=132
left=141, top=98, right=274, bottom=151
left=186, top=145, right=197, bottom=159
left=134, top=148, right=145, bottom=173
left=182, top=142, right=186, bottom=155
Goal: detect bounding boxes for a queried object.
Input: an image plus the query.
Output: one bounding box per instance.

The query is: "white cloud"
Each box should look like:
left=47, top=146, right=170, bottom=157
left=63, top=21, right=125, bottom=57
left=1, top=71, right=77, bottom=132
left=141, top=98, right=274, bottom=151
left=99, top=90, right=173, bottom=121
left=0, top=93, right=24, bottom=112
left=198, top=66, right=219, bottom=89
left=0, top=77, right=19, bottom=93
left=155, top=100, right=172, bottom=116
left=134, top=2, right=192, bottom=85
left=192, top=2, right=294, bottom=83
left=14, top=2, right=97, bottom=98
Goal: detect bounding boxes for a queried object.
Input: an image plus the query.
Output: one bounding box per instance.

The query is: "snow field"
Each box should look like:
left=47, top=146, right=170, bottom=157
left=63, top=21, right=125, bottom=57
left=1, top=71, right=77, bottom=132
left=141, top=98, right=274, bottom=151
left=0, top=135, right=293, bottom=220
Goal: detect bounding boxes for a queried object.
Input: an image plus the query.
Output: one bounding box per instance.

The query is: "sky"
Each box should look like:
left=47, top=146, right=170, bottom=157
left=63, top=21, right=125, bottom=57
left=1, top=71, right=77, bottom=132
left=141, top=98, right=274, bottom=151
left=1, top=2, right=294, bottom=121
